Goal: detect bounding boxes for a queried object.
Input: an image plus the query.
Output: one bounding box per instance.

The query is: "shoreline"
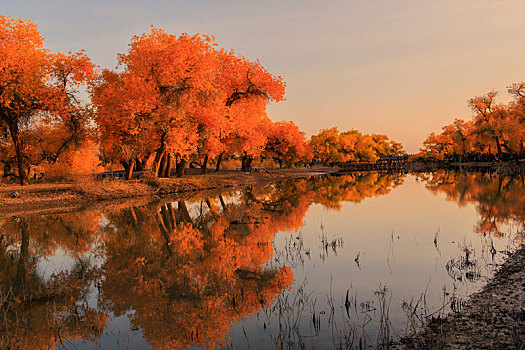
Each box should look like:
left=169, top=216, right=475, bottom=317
left=2, top=162, right=524, bottom=216
left=401, top=243, right=525, bottom=349
left=334, top=160, right=525, bottom=174
left=405, top=160, right=525, bottom=174
left=0, top=168, right=337, bottom=216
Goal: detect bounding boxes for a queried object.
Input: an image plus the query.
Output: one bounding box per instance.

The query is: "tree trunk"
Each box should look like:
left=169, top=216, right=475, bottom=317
left=8, top=121, right=29, bottom=185
left=167, top=203, right=177, bottom=228
left=241, top=154, right=248, bottom=172
left=156, top=210, right=172, bottom=257
left=242, top=156, right=253, bottom=172
left=152, top=142, right=166, bottom=178
left=164, top=153, right=172, bottom=178
left=124, top=159, right=135, bottom=180
left=129, top=207, right=139, bottom=226
left=176, top=158, right=186, bottom=178
left=161, top=204, right=173, bottom=231
left=495, top=136, right=503, bottom=158
left=135, top=157, right=147, bottom=172
left=216, top=152, right=224, bottom=172
left=201, top=154, right=208, bottom=175
left=3, top=162, right=11, bottom=175
left=159, top=152, right=169, bottom=178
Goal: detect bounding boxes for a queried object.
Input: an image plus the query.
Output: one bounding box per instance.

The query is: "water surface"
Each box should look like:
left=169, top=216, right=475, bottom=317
left=1, top=171, right=523, bottom=349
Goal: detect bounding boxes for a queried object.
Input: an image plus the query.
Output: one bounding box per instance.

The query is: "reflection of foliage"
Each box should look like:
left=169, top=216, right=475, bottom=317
left=0, top=172, right=407, bottom=348
left=0, top=218, right=107, bottom=349
left=309, top=172, right=405, bottom=209
left=99, top=195, right=296, bottom=349
left=419, top=170, right=525, bottom=238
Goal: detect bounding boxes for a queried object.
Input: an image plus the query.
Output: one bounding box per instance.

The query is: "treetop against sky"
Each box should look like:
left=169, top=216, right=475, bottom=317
left=2, top=0, right=525, bottom=152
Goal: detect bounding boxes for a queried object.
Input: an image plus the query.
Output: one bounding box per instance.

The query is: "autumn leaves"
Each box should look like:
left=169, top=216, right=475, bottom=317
left=1, top=16, right=295, bottom=183
left=4, top=14, right=522, bottom=187
left=418, top=86, right=525, bottom=161
left=0, top=16, right=96, bottom=185
left=310, top=128, right=405, bottom=164
left=92, top=30, right=288, bottom=179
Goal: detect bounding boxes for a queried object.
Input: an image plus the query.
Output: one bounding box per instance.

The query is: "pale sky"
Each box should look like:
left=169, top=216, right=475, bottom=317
left=3, top=0, right=525, bottom=152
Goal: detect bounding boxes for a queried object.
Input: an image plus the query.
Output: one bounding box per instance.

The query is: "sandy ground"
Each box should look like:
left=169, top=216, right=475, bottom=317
left=0, top=168, right=336, bottom=216
left=402, top=244, right=525, bottom=349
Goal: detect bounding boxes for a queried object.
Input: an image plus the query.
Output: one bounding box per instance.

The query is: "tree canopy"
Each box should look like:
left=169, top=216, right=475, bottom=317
left=418, top=86, right=525, bottom=161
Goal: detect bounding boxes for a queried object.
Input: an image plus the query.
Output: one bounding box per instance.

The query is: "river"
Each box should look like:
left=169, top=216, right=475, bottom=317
left=0, top=170, right=523, bottom=349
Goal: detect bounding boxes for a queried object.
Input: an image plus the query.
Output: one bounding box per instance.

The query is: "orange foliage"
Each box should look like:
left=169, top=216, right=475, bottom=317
left=91, top=27, right=287, bottom=178
left=419, top=85, right=525, bottom=160
left=309, top=128, right=405, bottom=164
left=264, top=121, right=310, bottom=167
left=0, top=15, right=96, bottom=185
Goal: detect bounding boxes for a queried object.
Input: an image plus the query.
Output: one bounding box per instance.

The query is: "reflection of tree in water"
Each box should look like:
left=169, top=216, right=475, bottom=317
left=97, top=174, right=405, bottom=348
left=98, top=188, right=301, bottom=349
left=0, top=214, right=108, bottom=349
left=419, top=170, right=525, bottom=238
left=0, top=172, right=407, bottom=348
left=309, top=172, right=405, bottom=209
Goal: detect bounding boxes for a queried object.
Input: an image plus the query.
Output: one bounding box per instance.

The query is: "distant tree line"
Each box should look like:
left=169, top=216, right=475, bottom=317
left=309, top=128, right=405, bottom=164
left=417, top=84, right=525, bottom=162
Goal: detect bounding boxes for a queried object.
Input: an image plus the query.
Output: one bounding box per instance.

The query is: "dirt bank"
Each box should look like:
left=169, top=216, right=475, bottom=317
left=0, top=168, right=336, bottom=216
left=402, top=244, right=525, bottom=349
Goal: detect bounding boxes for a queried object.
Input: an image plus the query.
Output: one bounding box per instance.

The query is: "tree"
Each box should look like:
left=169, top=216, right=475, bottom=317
left=371, top=134, right=406, bottom=158
left=309, top=127, right=347, bottom=163
left=91, top=70, right=159, bottom=179
left=264, top=121, right=309, bottom=167
left=310, top=128, right=405, bottom=164
left=217, top=51, right=286, bottom=172
left=91, top=28, right=286, bottom=178
left=468, top=91, right=507, bottom=157
left=420, top=119, right=474, bottom=161
left=341, top=130, right=377, bottom=162
left=0, top=16, right=51, bottom=185
left=0, top=16, right=95, bottom=184
left=91, top=30, right=217, bottom=179
left=420, top=85, right=525, bottom=161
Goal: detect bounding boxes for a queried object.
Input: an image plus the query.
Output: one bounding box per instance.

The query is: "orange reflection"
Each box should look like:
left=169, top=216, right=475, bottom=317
left=418, top=170, right=525, bottom=238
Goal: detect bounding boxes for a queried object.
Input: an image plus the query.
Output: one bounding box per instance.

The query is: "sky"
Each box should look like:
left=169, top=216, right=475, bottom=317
left=3, top=0, right=525, bottom=152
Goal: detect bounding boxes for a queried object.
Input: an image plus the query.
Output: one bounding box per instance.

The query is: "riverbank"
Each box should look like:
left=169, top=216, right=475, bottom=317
left=0, top=168, right=337, bottom=216
left=402, top=243, right=525, bottom=349
left=405, top=160, right=525, bottom=174
left=333, top=159, right=525, bottom=176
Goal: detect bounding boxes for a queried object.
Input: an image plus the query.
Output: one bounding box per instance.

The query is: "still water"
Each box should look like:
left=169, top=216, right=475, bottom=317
left=1, top=171, right=523, bottom=349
